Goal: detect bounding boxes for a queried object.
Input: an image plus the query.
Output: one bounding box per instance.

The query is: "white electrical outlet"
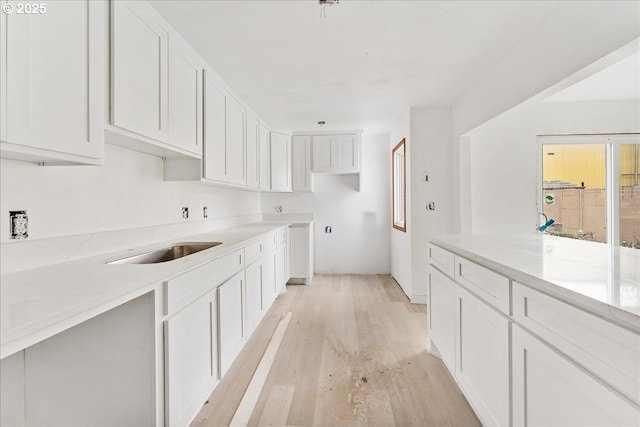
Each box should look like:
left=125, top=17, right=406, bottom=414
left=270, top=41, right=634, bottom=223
left=10, top=211, right=28, bottom=239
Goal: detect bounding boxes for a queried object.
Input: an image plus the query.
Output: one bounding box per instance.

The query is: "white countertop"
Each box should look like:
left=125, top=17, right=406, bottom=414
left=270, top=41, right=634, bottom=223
left=0, top=222, right=290, bottom=359
left=428, top=234, right=640, bottom=332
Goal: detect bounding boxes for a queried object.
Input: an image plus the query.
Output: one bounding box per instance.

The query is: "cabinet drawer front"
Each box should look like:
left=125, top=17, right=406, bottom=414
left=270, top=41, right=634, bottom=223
left=244, top=240, right=264, bottom=266
left=427, top=244, right=455, bottom=278
left=263, top=232, right=277, bottom=254
left=455, top=256, right=510, bottom=315
left=164, top=249, right=244, bottom=315
left=276, top=228, right=287, bottom=245
left=513, top=283, right=640, bottom=404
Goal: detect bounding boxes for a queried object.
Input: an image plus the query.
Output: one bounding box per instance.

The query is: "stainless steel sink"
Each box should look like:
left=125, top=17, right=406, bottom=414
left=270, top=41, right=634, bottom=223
left=107, top=242, right=222, bottom=265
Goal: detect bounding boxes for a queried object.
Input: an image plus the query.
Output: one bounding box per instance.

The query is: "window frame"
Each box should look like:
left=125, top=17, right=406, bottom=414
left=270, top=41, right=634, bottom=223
left=392, top=138, right=407, bottom=232
left=537, top=133, right=639, bottom=247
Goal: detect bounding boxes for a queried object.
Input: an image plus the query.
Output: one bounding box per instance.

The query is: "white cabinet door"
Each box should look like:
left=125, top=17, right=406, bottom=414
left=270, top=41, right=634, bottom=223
left=311, top=134, right=359, bottom=174
left=259, top=125, right=271, bottom=190
left=311, top=135, right=333, bottom=172
left=335, top=134, right=358, bottom=172
left=203, top=71, right=226, bottom=182
left=1, top=0, right=104, bottom=164
left=427, top=266, right=456, bottom=372
left=276, top=242, right=288, bottom=294
left=289, top=226, right=310, bottom=280
left=246, top=113, right=260, bottom=189
left=292, top=136, right=313, bottom=192
left=270, top=132, right=291, bottom=192
left=262, top=250, right=277, bottom=309
left=245, top=260, right=263, bottom=337
left=456, top=286, right=510, bottom=427
left=111, top=1, right=168, bottom=142
left=165, top=288, right=218, bottom=427
left=225, top=95, right=245, bottom=186
left=218, top=271, right=245, bottom=376
left=168, top=39, right=202, bottom=157
left=512, top=325, right=639, bottom=427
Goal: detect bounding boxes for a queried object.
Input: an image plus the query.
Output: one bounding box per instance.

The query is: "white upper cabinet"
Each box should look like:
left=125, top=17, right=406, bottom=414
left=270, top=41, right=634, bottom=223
left=292, top=136, right=313, bottom=192
left=202, top=70, right=226, bottom=183
left=109, top=0, right=203, bottom=159
left=245, top=112, right=260, bottom=189
left=259, top=125, right=271, bottom=190
left=225, top=95, right=246, bottom=186
left=311, top=135, right=333, bottom=172
left=168, top=38, right=203, bottom=157
left=0, top=0, right=105, bottom=164
left=335, top=134, right=359, bottom=171
left=111, top=1, right=168, bottom=142
left=200, top=72, right=248, bottom=187
left=311, top=134, right=360, bottom=174
left=270, top=132, right=292, bottom=192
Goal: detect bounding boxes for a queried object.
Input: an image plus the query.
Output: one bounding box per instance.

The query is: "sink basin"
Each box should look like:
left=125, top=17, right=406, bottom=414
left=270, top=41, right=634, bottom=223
left=107, top=242, right=222, bottom=265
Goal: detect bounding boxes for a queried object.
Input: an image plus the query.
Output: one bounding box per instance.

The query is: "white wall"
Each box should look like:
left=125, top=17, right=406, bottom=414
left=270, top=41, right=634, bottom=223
left=0, top=144, right=261, bottom=242
left=261, top=133, right=391, bottom=274
left=452, top=1, right=640, bottom=233
left=468, top=100, right=640, bottom=235
left=409, top=107, right=453, bottom=300
left=390, top=109, right=412, bottom=296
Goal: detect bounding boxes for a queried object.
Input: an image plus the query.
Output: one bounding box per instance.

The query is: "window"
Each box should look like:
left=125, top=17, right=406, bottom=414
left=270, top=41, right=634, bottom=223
left=540, top=134, right=639, bottom=249
left=392, top=138, right=406, bottom=232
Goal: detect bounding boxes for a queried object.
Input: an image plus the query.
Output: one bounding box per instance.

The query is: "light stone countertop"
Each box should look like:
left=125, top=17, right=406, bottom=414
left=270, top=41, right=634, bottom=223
left=0, top=222, right=291, bottom=359
left=428, top=234, right=640, bottom=333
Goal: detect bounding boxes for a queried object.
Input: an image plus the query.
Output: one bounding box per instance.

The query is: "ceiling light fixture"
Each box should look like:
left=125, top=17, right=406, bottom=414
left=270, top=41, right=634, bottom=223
left=319, top=0, right=339, bottom=18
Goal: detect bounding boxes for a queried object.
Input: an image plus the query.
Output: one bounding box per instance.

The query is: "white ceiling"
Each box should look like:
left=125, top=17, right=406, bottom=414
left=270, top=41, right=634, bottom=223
left=150, top=0, right=561, bottom=133
left=543, top=51, right=640, bottom=103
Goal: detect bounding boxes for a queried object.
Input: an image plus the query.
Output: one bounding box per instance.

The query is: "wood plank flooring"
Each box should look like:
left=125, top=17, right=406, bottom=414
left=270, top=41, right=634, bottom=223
left=191, top=274, right=480, bottom=427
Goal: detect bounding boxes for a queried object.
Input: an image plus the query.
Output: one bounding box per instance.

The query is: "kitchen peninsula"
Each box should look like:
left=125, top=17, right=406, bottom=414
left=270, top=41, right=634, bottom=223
left=427, top=233, right=639, bottom=426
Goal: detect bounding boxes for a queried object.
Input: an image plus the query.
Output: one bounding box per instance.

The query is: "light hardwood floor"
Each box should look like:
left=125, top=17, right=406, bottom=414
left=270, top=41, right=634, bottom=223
left=191, top=274, right=480, bottom=427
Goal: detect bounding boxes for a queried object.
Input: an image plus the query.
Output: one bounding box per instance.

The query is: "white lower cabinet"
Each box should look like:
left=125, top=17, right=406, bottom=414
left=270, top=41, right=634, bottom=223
left=288, top=223, right=314, bottom=285
left=165, top=288, right=218, bottom=427
left=428, top=243, right=640, bottom=427
left=275, top=230, right=289, bottom=293
left=218, top=271, right=246, bottom=377
left=456, top=286, right=510, bottom=427
left=427, top=265, right=456, bottom=372
left=262, top=249, right=277, bottom=309
left=512, top=325, right=639, bottom=427
left=245, top=260, right=264, bottom=337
